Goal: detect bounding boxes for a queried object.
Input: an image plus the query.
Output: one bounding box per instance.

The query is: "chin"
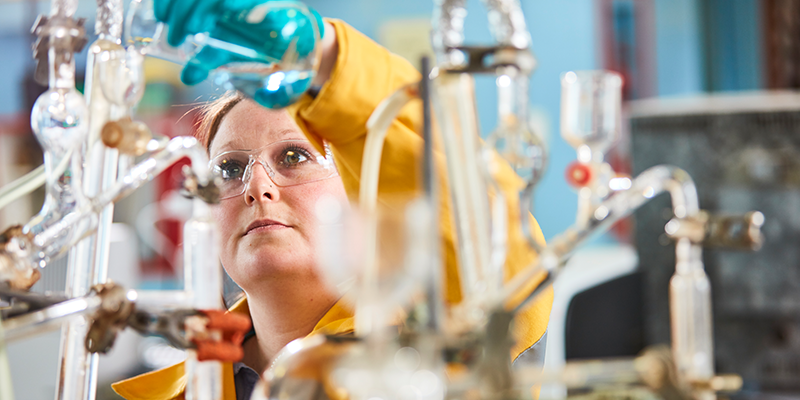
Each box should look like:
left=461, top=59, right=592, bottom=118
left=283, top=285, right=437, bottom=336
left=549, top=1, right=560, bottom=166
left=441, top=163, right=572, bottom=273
left=232, top=242, right=317, bottom=283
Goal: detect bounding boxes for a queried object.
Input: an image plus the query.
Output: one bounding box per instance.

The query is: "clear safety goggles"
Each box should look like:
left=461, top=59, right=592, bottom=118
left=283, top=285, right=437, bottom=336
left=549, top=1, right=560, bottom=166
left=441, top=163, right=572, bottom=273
left=209, top=139, right=338, bottom=200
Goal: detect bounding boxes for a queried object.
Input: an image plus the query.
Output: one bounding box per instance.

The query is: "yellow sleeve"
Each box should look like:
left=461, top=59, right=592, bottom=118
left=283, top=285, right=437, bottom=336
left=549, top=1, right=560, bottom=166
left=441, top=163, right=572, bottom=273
left=286, top=19, right=552, bottom=361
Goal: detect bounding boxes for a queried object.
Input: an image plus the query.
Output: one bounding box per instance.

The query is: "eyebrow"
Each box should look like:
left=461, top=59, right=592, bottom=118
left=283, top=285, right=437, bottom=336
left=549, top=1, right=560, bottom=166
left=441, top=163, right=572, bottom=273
left=212, top=132, right=310, bottom=155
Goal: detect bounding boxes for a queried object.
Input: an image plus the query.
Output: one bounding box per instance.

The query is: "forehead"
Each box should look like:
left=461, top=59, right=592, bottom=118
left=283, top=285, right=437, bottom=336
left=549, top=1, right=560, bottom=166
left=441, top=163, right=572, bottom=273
left=209, top=100, right=306, bottom=155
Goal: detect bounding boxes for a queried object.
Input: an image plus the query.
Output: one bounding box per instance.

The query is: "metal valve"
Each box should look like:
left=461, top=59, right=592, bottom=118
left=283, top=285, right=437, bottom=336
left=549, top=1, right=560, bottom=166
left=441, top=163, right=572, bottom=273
left=181, top=165, right=221, bottom=204
left=665, top=210, right=765, bottom=251
left=84, top=283, right=136, bottom=353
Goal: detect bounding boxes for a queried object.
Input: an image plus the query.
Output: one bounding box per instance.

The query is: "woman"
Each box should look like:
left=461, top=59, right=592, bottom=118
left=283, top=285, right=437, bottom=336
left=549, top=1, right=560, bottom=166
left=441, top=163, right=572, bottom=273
left=113, top=16, right=552, bottom=400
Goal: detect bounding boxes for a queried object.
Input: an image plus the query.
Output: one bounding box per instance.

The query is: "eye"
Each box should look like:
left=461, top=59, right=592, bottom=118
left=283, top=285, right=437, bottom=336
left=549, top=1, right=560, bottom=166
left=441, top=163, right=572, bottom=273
left=214, top=158, right=247, bottom=180
left=277, top=145, right=313, bottom=168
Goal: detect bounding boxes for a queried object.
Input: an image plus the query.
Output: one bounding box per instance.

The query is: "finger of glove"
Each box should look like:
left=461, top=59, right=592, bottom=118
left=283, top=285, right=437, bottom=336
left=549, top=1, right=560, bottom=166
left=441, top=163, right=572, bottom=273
left=153, top=0, right=175, bottom=24
left=181, top=46, right=234, bottom=85
left=215, top=4, right=321, bottom=60
left=186, top=0, right=221, bottom=36
left=253, top=75, right=311, bottom=109
left=165, top=0, right=220, bottom=47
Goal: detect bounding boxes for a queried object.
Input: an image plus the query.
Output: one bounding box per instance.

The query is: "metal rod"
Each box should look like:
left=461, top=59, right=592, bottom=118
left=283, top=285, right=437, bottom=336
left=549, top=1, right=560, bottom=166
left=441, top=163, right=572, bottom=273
left=432, top=0, right=468, bottom=67
left=134, top=290, right=193, bottom=308
left=57, top=10, right=128, bottom=396
left=420, top=56, right=443, bottom=332
left=183, top=199, right=223, bottom=400
left=4, top=295, right=102, bottom=343
left=480, top=0, right=530, bottom=49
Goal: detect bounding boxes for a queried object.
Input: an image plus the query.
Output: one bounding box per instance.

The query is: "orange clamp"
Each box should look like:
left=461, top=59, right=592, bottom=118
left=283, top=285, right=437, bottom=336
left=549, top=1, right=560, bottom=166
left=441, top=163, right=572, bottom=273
left=191, top=310, right=252, bottom=363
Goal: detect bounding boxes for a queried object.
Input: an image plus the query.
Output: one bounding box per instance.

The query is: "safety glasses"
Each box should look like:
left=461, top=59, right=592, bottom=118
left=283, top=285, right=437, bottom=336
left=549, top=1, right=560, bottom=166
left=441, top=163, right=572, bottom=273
left=209, top=139, right=337, bottom=200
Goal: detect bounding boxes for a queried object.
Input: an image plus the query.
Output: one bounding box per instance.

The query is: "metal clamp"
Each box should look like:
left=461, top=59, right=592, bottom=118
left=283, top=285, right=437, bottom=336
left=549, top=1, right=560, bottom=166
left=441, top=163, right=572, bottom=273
left=126, top=307, right=199, bottom=350
left=0, top=286, right=67, bottom=319
left=0, top=225, right=39, bottom=291
left=85, top=283, right=136, bottom=353
left=443, top=46, right=537, bottom=74
left=30, top=15, right=88, bottom=86
left=665, top=210, right=765, bottom=251
left=182, top=165, right=221, bottom=204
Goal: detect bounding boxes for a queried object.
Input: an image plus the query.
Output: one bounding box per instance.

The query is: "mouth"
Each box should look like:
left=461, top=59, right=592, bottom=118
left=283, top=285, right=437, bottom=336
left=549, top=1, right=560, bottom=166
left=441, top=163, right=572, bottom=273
left=244, top=219, right=291, bottom=236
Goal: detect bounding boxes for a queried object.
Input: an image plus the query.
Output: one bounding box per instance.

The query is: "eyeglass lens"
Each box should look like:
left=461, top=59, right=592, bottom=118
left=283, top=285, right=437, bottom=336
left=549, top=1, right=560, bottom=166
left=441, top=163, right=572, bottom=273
left=210, top=140, right=336, bottom=199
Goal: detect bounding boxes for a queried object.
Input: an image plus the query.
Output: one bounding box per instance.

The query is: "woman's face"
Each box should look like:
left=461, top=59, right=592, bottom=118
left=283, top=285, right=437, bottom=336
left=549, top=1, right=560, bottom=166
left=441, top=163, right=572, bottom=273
left=208, top=100, right=348, bottom=289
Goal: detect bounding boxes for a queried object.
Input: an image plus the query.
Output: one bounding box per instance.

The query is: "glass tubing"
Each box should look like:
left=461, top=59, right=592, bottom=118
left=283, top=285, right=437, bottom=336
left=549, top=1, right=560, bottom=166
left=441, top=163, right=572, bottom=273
left=58, top=0, right=130, bottom=396
left=430, top=0, right=715, bottom=390
left=2, top=135, right=220, bottom=399
left=430, top=0, right=538, bottom=322
left=0, top=0, right=226, bottom=398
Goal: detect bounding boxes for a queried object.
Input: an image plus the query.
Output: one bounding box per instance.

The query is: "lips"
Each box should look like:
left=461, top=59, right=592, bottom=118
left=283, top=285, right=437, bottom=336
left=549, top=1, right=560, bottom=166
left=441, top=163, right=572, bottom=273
left=244, top=219, right=290, bottom=236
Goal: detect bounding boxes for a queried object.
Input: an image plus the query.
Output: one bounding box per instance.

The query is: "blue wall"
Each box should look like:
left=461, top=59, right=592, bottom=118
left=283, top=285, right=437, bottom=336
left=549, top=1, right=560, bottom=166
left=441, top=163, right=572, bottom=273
left=653, top=0, right=705, bottom=96
left=523, top=0, right=596, bottom=238
left=704, top=0, right=763, bottom=91
left=652, top=0, right=763, bottom=96
left=0, top=36, right=32, bottom=115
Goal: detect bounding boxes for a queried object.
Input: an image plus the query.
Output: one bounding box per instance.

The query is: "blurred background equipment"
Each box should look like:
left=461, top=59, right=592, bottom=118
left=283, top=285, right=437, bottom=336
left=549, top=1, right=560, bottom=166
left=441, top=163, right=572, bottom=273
left=630, top=92, right=800, bottom=394
left=0, top=0, right=797, bottom=399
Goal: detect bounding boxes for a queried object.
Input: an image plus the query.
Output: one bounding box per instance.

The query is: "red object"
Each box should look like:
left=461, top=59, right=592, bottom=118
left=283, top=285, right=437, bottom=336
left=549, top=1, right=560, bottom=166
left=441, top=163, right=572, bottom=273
left=565, top=162, right=593, bottom=188
left=192, top=310, right=252, bottom=363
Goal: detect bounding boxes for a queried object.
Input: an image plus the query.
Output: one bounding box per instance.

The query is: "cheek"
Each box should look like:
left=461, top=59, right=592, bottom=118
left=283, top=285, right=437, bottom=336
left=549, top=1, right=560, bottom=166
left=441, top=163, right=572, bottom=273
left=286, top=178, right=349, bottom=224
left=210, top=203, right=239, bottom=249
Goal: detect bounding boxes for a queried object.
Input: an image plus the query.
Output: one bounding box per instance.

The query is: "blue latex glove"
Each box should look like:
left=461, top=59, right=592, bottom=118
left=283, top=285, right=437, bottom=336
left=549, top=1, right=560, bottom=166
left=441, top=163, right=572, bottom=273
left=154, top=0, right=324, bottom=108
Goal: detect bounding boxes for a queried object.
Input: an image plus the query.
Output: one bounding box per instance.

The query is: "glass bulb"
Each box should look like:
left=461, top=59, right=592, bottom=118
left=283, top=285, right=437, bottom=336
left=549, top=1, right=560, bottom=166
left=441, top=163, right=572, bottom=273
left=488, top=123, right=547, bottom=184
left=100, top=46, right=146, bottom=107
left=31, top=88, right=89, bottom=153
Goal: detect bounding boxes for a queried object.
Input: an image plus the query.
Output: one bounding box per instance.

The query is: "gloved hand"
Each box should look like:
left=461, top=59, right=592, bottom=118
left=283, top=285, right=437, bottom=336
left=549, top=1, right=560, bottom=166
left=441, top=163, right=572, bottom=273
left=153, top=0, right=324, bottom=108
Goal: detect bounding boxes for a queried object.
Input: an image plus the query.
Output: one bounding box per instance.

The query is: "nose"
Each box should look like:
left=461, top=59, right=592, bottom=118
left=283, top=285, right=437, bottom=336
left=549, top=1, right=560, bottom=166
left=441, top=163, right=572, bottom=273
left=243, top=161, right=280, bottom=205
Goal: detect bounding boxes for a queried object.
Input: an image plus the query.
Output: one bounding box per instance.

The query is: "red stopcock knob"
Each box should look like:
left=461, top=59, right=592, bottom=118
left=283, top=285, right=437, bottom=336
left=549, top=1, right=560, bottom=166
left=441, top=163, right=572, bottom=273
left=565, top=161, right=593, bottom=188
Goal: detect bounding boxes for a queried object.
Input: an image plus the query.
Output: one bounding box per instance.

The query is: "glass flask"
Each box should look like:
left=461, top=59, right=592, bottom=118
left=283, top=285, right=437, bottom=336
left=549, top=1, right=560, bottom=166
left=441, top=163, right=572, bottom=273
left=124, top=0, right=323, bottom=108
left=560, top=70, right=622, bottom=162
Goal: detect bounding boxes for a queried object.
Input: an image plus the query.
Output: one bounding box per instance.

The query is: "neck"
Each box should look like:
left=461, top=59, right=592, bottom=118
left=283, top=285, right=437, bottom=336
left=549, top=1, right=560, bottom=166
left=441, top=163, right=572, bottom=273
left=240, top=276, right=339, bottom=374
